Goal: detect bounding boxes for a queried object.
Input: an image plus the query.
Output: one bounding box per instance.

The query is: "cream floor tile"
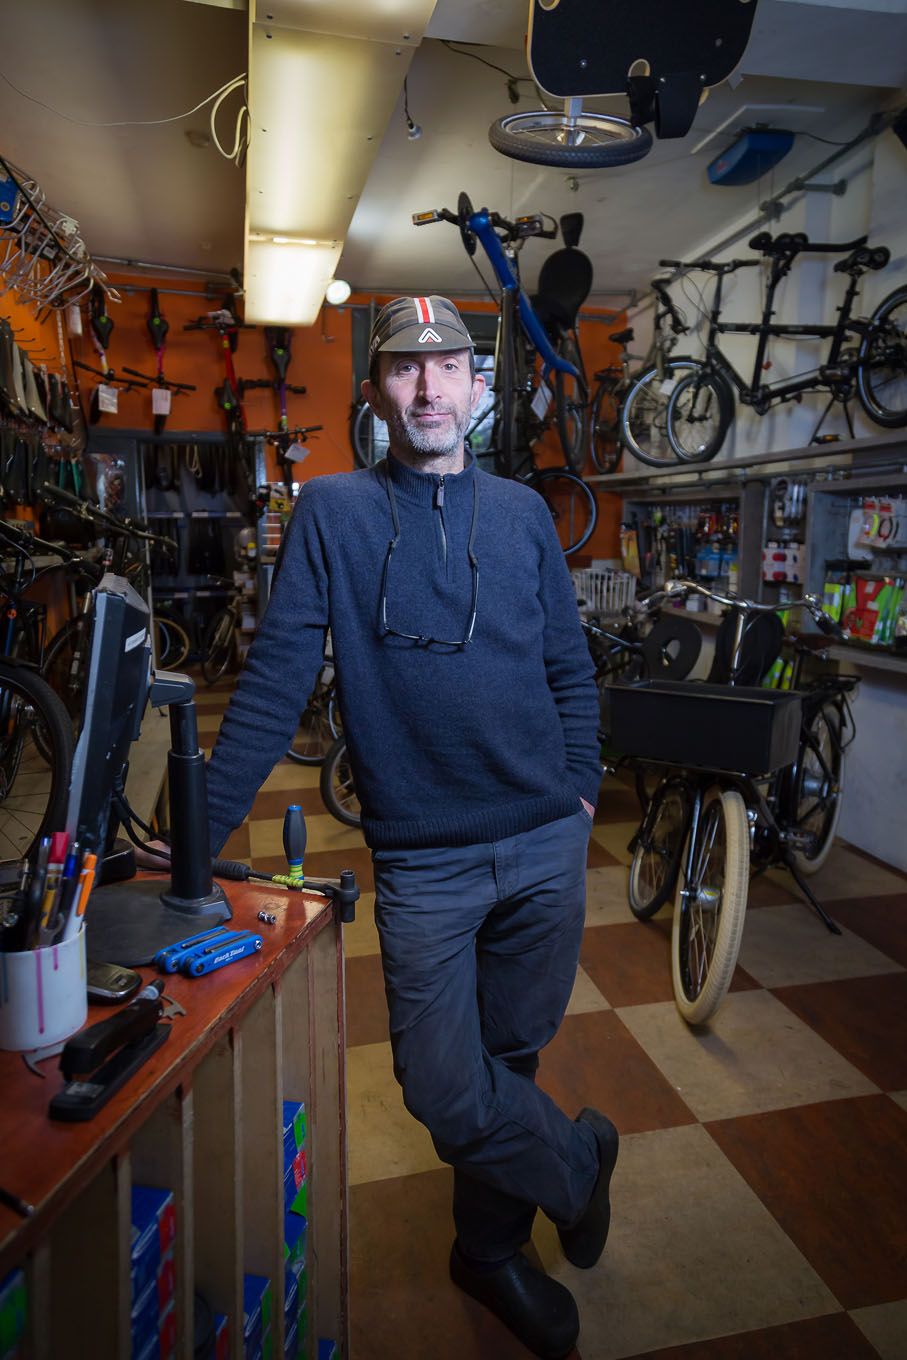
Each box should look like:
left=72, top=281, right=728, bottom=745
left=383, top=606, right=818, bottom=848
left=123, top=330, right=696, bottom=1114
left=738, top=902, right=905, bottom=988
left=566, top=964, right=611, bottom=1016
left=259, top=762, right=321, bottom=792
left=888, top=1090, right=907, bottom=1114
left=617, top=989, right=877, bottom=1122
left=342, top=892, right=380, bottom=959
left=346, top=1041, right=442, bottom=1186
left=586, top=867, right=635, bottom=926
left=249, top=814, right=364, bottom=859
left=850, top=1300, right=907, bottom=1360
left=590, top=822, right=636, bottom=867
left=766, top=843, right=906, bottom=903
left=532, top=1123, right=839, bottom=1360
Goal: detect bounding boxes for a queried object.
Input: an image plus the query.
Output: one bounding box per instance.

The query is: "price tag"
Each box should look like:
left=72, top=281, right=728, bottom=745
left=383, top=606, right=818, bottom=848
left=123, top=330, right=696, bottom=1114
left=659, top=378, right=677, bottom=396
left=152, top=387, right=172, bottom=416
left=97, top=383, right=118, bottom=414
left=66, top=304, right=82, bottom=337
left=285, top=441, right=309, bottom=464
left=531, top=380, right=552, bottom=420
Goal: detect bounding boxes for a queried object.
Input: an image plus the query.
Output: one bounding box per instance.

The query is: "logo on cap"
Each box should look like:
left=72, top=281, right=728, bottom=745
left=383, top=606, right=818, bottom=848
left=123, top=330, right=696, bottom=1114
left=418, top=327, right=443, bottom=343
left=413, top=296, right=435, bottom=324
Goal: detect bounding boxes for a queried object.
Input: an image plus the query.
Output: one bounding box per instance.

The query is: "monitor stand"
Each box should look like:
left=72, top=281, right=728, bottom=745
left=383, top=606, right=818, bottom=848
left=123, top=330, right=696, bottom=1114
left=86, top=673, right=231, bottom=966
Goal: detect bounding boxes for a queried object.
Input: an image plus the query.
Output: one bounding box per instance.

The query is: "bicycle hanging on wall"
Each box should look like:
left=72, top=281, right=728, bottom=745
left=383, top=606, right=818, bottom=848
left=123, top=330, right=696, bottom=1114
left=645, top=231, right=907, bottom=463
left=412, top=193, right=597, bottom=555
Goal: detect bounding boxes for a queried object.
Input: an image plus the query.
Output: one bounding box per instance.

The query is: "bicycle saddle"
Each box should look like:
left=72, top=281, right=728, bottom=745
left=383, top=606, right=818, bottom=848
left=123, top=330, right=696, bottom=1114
left=531, top=213, right=593, bottom=337
left=708, top=612, right=784, bottom=686
left=834, top=245, right=890, bottom=273
left=608, top=328, right=634, bottom=346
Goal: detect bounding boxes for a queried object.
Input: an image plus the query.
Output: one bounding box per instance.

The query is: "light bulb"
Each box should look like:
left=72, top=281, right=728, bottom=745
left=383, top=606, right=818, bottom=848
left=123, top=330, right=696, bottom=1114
left=407, top=119, right=422, bottom=141
left=325, top=279, right=352, bottom=305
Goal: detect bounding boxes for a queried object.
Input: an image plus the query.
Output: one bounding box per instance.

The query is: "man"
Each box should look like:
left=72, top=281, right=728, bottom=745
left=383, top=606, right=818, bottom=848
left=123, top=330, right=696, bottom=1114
left=204, top=296, right=618, bottom=1360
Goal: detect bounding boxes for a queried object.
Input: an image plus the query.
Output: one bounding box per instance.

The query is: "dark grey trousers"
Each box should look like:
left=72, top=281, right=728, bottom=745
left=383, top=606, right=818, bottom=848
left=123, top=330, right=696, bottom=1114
left=372, top=808, right=599, bottom=1261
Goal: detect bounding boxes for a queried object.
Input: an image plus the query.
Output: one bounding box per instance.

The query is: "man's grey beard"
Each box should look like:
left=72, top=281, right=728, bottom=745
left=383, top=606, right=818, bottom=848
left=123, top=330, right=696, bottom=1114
left=385, top=403, right=472, bottom=458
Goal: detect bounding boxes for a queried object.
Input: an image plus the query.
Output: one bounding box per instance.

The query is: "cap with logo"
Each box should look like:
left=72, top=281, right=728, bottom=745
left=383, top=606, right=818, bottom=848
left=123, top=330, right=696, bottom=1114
left=368, top=296, right=474, bottom=369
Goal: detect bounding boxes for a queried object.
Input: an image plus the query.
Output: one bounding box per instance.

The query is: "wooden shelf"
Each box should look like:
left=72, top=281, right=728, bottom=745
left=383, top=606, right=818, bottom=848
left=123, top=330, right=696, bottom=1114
left=0, top=877, right=348, bottom=1359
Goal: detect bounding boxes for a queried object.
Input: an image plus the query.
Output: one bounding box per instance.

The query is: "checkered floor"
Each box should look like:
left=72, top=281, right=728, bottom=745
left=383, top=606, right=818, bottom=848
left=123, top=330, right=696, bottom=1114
left=195, top=683, right=907, bottom=1360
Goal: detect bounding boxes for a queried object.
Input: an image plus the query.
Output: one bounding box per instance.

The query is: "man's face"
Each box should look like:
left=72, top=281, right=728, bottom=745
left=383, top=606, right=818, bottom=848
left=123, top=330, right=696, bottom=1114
left=363, top=350, right=485, bottom=461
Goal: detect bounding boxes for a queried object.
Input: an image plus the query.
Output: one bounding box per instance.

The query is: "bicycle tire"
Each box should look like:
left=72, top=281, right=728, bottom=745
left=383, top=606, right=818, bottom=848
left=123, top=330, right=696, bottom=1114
left=489, top=111, right=652, bottom=169
left=856, top=285, right=907, bottom=429
left=530, top=468, right=597, bottom=556
left=554, top=333, right=588, bottom=473
left=350, top=398, right=390, bottom=468
left=154, top=613, right=191, bottom=670
left=320, top=736, right=361, bottom=828
left=788, top=704, right=845, bottom=876
left=628, top=779, right=690, bottom=920
left=671, top=786, right=749, bottom=1025
left=286, top=670, right=340, bottom=765
left=201, top=608, right=238, bottom=685
left=666, top=367, right=733, bottom=462
left=493, top=291, right=519, bottom=478
left=0, top=661, right=73, bottom=864
left=42, top=615, right=89, bottom=733
left=590, top=379, right=624, bottom=475
left=620, top=358, right=705, bottom=466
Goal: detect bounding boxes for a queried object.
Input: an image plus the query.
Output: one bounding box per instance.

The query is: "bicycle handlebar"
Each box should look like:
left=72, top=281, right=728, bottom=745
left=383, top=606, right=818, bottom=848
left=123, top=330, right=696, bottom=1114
left=38, top=484, right=177, bottom=554
left=664, top=579, right=847, bottom=639
left=659, top=257, right=760, bottom=274
left=414, top=206, right=557, bottom=243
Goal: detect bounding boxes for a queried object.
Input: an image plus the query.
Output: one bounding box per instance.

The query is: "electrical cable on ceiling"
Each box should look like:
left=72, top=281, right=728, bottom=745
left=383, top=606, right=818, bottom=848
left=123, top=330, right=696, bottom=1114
left=439, top=39, right=538, bottom=104
left=0, top=66, right=249, bottom=166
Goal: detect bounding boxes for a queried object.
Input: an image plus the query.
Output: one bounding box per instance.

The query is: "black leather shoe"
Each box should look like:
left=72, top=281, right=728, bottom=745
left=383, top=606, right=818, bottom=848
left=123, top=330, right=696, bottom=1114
left=558, top=1108, right=619, bottom=1269
left=449, top=1242, right=579, bottom=1359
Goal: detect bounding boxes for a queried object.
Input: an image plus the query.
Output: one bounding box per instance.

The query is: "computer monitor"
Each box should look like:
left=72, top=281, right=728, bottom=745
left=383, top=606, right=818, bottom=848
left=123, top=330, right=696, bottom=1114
left=71, top=574, right=230, bottom=965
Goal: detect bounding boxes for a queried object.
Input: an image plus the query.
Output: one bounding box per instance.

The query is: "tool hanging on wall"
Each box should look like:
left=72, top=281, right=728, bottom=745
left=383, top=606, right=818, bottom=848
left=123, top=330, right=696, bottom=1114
left=183, top=295, right=255, bottom=438
left=120, top=289, right=196, bottom=434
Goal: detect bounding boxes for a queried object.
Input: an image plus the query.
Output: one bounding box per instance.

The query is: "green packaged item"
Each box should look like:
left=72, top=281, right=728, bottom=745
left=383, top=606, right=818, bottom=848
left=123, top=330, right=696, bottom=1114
left=823, top=581, right=844, bottom=622
left=0, top=1269, right=26, bottom=1359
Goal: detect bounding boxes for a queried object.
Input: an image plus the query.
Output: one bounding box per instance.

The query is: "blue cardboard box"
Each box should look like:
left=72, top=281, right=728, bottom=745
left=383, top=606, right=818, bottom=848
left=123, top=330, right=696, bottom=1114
left=131, top=1186, right=176, bottom=1301
left=282, top=1101, right=306, bottom=1163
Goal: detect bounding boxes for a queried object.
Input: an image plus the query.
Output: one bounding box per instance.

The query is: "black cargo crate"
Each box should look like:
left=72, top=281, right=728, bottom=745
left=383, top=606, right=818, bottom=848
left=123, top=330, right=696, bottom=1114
left=609, top=680, right=802, bottom=775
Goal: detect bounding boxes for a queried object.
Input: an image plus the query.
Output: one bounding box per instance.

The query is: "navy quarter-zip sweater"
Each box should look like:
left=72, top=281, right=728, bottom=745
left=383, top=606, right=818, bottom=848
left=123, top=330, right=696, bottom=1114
left=205, top=453, right=602, bottom=854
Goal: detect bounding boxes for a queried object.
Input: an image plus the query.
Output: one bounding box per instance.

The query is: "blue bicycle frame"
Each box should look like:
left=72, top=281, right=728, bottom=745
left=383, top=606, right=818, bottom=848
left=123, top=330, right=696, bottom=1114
left=468, top=206, right=581, bottom=385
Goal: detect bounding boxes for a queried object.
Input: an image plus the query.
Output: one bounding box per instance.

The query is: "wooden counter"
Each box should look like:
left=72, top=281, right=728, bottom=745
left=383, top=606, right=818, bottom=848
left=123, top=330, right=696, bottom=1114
left=0, top=876, right=348, bottom=1359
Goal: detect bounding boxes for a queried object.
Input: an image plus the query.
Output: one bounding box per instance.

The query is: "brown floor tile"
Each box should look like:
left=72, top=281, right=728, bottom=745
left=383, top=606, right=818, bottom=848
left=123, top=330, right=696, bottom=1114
left=579, top=922, right=758, bottom=1010
left=587, top=837, right=620, bottom=869
left=596, top=783, right=642, bottom=823
left=825, top=893, right=907, bottom=969
left=250, top=786, right=327, bottom=819
left=773, top=972, right=907, bottom=1091
left=621, top=1311, right=879, bottom=1359
left=537, top=1009, right=696, bottom=1135
left=747, top=873, right=801, bottom=908
left=706, top=1094, right=907, bottom=1309
left=350, top=1168, right=578, bottom=1360
left=252, top=845, right=375, bottom=891
left=199, top=731, right=216, bottom=751
left=345, top=953, right=390, bottom=1049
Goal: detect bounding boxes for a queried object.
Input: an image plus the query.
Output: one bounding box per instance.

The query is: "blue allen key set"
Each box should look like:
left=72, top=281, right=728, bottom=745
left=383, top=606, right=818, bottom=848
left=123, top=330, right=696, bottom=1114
left=153, top=926, right=263, bottom=977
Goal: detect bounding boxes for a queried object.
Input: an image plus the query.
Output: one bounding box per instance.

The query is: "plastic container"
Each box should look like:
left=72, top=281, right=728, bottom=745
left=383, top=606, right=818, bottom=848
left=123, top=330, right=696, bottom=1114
left=0, top=929, right=87, bottom=1051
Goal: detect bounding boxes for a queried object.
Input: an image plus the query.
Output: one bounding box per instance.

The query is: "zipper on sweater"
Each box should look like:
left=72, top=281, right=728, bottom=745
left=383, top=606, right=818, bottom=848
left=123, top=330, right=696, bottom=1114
left=435, top=477, right=447, bottom=566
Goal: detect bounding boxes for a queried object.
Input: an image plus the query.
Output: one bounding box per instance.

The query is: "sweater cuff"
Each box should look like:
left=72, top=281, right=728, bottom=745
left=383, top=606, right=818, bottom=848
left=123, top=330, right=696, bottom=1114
left=572, top=765, right=605, bottom=810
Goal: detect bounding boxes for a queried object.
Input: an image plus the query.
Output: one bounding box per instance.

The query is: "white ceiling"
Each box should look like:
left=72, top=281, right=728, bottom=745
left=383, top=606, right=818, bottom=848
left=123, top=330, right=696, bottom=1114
left=1, top=0, right=905, bottom=301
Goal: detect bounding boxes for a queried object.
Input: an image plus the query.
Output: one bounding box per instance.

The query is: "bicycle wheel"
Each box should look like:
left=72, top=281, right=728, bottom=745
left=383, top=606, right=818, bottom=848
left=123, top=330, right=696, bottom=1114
left=789, top=704, right=845, bottom=876
left=154, top=613, right=191, bottom=670
left=554, top=334, right=588, bottom=473
left=286, top=671, right=340, bottom=765
left=590, top=378, right=624, bottom=474
left=201, top=608, right=238, bottom=685
left=350, top=398, right=390, bottom=468
left=666, top=368, right=733, bottom=462
left=489, top=111, right=652, bottom=169
left=628, top=779, right=690, bottom=920
left=0, top=662, right=73, bottom=864
left=620, top=358, right=703, bottom=466
left=856, top=285, right=907, bottom=428
left=531, top=468, right=597, bottom=556
left=320, top=736, right=361, bottom=828
left=671, top=786, right=749, bottom=1025
left=42, top=615, right=89, bottom=733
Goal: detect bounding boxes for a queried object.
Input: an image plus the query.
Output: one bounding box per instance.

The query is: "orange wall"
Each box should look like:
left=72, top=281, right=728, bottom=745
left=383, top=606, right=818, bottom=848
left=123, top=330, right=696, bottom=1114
left=68, top=273, right=623, bottom=554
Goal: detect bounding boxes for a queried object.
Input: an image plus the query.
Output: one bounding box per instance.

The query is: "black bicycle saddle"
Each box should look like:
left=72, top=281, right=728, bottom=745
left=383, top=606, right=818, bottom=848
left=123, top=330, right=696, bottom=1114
left=531, top=214, right=593, bottom=337
left=708, top=612, right=784, bottom=686
left=609, top=328, right=634, bottom=345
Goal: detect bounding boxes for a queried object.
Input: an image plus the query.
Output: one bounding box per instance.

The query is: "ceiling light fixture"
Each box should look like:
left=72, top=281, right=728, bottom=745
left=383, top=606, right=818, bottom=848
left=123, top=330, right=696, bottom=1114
left=403, top=78, right=422, bottom=141
left=325, top=278, right=352, bottom=305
